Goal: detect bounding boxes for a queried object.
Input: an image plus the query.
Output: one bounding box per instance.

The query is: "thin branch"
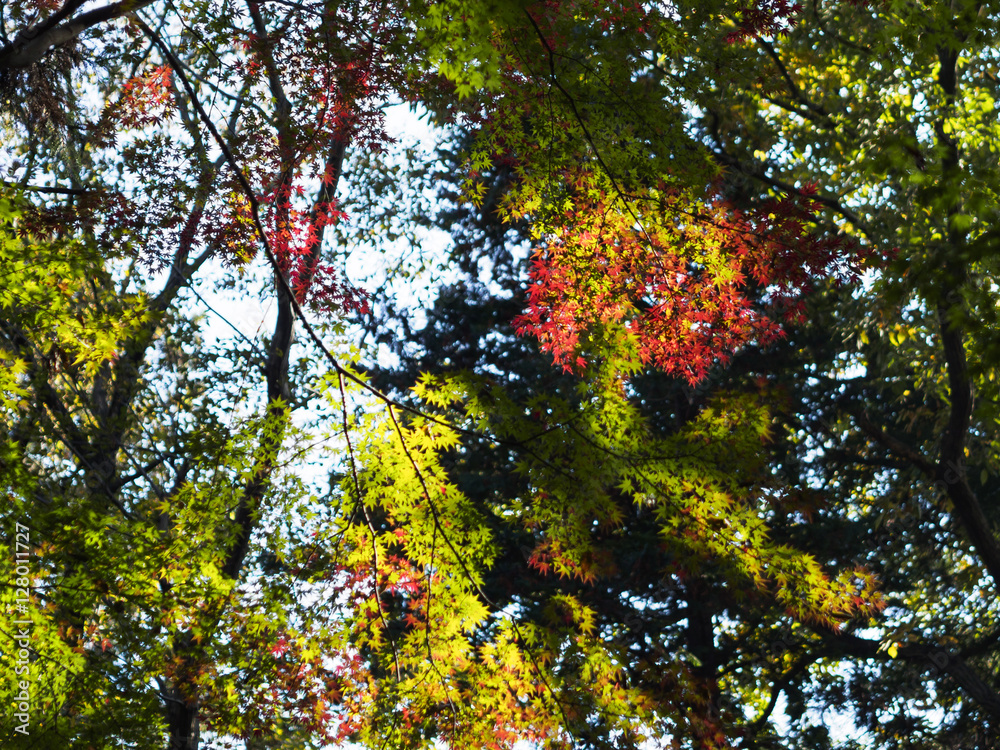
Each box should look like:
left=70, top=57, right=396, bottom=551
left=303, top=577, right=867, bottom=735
left=337, top=369, right=402, bottom=682
left=521, top=9, right=658, bottom=252
left=0, top=179, right=98, bottom=195
left=712, top=149, right=871, bottom=237
left=755, top=36, right=854, bottom=138
left=744, top=652, right=820, bottom=743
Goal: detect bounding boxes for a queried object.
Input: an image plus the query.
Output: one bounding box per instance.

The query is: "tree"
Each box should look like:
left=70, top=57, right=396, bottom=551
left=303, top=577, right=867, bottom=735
left=372, top=0, right=1000, bottom=747
left=671, top=0, right=1000, bottom=744
left=0, top=1, right=946, bottom=749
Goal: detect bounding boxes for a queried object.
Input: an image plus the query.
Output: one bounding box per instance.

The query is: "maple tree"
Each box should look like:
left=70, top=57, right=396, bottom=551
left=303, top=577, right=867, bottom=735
left=373, top=0, right=1000, bottom=747
left=2, top=0, right=995, bottom=749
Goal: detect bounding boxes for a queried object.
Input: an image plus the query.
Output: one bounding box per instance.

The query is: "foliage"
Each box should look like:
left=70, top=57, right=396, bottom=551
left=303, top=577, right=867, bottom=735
left=372, top=0, right=1000, bottom=747
left=2, top=0, right=998, bottom=748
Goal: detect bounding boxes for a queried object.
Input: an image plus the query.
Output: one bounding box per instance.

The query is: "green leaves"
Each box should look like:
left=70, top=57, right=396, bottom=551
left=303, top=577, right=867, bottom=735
left=12, top=0, right=1000, bottom=745
left=319, top=353, right=884, bottom=747
left=411, top=0, right=523, bottom=96
left=0, top=198, right=150, bottom=379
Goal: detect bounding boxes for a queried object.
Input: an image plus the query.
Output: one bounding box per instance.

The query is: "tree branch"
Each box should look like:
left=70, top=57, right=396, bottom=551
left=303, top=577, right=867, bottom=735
left=928, top=44, right=1000, bottom=590
left=852, top=410, right=938, bottom=477
left=0, top=0, right=158, bottom=71
left=0, top=179, right=98, bottom=195
left=712, top=148, right=871, bottom=237
left=820, top=631, right=1000, bottom=722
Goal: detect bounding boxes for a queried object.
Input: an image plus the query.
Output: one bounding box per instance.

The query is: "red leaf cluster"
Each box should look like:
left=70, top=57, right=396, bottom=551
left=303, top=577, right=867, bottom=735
left=111, top=65, right=174, bottom=129
left=261, top=186, right=368, bottom=314
left=514, top=180, right=870, bottom=383
left=726, top=0, right=804, bottom=43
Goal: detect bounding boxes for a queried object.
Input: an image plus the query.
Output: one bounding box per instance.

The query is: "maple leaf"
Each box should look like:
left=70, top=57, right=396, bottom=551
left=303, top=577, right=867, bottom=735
left=514, top=176, right=871, bottom=383
left=271, top=636, right=290, bottom=658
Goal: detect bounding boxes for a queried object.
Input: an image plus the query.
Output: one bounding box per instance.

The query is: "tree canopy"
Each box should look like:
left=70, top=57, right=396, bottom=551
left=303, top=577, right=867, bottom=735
left=1, top=0, right=998, bottom=748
